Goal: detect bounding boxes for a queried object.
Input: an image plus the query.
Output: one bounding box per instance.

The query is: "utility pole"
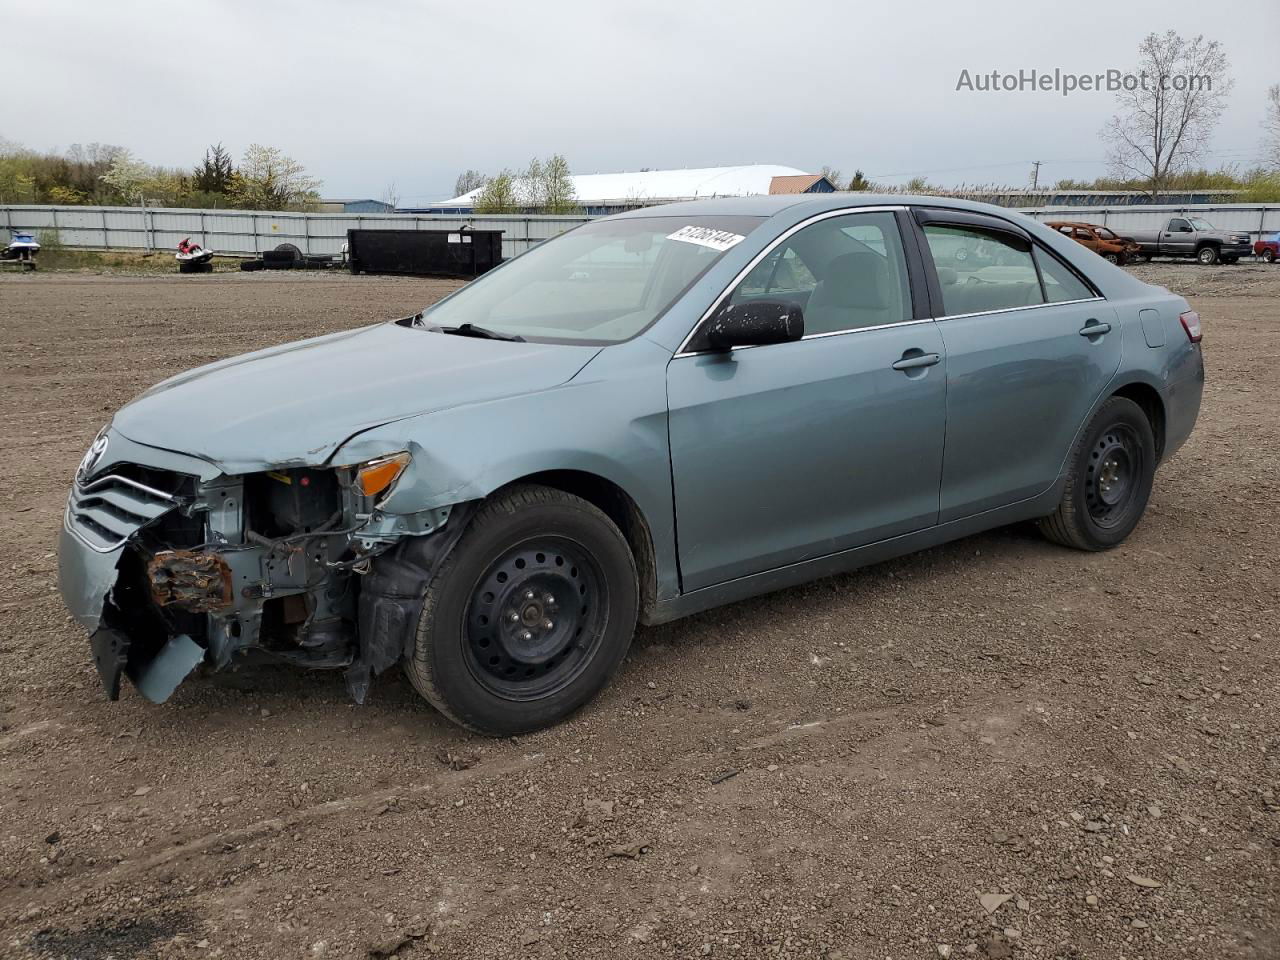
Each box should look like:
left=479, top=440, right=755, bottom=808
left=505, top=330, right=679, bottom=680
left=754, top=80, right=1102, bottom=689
left=1030, top=160, right=1042, bottom=191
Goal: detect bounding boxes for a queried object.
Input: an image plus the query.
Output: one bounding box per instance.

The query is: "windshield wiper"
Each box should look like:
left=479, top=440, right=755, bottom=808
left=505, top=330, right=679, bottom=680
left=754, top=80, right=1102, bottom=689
left=438, top=323, right=526, bottom=342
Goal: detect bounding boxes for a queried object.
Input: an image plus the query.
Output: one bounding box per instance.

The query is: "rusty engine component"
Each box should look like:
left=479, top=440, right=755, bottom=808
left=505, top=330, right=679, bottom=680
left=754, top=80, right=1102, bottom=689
left=147, top=550, right=234, bottom=612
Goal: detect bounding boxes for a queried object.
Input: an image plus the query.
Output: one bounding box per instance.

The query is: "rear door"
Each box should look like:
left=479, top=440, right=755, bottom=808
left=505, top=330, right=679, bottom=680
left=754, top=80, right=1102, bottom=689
left=912, top=209, right=1122, bottom=521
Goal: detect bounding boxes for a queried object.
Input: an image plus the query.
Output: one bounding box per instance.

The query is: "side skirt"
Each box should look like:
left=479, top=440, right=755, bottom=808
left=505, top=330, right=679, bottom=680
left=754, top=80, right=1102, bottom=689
left=646, top=480, right=1065, bottom=626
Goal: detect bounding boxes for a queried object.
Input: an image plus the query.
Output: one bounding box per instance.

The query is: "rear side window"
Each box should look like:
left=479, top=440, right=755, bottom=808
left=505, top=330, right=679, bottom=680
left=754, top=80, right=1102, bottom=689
left=922, top=224, right=1045, bottom=316
left=1036, top=250, right=1095, bottom=303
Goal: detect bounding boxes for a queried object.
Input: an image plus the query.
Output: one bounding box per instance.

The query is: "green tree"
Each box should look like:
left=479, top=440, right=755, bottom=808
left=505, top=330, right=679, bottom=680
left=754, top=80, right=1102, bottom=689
left=539, top=154, right=578, bottom=213
left=473, top=170, right=519, bottom=213
left=193, top=143, right=234, bottom=194
left=847, top=169, right=871, bottom=191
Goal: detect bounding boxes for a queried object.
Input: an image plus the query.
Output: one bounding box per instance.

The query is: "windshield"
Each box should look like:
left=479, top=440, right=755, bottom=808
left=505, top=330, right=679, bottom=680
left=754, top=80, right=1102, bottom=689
left=1188, top=217, right=1215, bottom=231
left=420, top=215, right=764, bottom=344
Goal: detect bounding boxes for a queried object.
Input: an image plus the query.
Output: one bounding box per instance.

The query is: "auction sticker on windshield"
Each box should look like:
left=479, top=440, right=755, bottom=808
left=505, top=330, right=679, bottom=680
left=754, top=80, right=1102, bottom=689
left=666, top=225, right=746, bottom=252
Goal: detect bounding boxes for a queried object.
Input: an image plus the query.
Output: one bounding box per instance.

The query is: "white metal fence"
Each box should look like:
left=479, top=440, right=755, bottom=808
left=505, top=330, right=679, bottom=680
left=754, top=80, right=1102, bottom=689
left=1018, top=202, right=1280, bottom=242
left=0, top=204, right=592, bottom=261
left=3, top=201, right=1278, bottom=262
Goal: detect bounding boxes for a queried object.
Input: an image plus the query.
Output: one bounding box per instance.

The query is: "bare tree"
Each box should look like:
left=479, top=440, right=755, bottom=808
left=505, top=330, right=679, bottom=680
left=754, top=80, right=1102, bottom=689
left=1102, top=31, right=1233, bottom=199
left=1264, top=84, right=1280, bottom=171
left=818, top=165, right=843, bottom=189
left=454, top=169, right=487, bottom=197
left=381, top=180, right=400, bottom=209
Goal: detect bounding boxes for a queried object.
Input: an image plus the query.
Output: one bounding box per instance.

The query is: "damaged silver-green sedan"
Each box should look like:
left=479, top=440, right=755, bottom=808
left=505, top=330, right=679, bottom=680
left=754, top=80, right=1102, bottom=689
left=60, top=194, right=1203, bottom=734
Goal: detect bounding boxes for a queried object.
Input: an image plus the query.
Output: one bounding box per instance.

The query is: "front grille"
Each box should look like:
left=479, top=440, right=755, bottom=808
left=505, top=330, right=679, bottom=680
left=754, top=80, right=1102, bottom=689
left=66, top=472, right=182, bottom=552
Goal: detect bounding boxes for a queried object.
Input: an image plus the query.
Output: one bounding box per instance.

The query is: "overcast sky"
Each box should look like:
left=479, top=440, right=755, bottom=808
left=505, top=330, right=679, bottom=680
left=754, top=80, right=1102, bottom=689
left=4, top=0, right=1277, bottom=202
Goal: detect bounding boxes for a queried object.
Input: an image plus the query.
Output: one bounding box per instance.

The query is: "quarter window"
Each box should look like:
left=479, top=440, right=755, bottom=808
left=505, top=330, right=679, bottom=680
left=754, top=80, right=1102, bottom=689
left=725, top=211, right=912, bottom=336
left=1036, top=250, right=1095, bottom=303
left=923, top=224, right=1045, bottom=316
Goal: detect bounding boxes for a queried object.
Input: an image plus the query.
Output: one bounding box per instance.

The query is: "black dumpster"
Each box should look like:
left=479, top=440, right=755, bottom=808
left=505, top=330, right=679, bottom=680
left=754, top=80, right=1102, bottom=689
left=346, top=228, right=503, bottom=278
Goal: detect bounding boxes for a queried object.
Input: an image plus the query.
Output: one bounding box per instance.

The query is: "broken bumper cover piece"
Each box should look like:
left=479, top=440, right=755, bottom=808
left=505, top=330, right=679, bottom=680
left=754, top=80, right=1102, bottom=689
left=89, top=628, right=203, bottom=704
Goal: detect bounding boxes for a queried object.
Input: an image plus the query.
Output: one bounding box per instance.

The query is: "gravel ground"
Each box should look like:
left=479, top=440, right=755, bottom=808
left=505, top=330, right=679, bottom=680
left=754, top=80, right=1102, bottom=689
left=0, top=264, right=1276, bottom=960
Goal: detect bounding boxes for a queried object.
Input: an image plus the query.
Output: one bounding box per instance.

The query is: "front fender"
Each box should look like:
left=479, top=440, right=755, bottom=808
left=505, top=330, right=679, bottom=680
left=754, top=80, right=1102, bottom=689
left=333, top=337, right=681, bottom=600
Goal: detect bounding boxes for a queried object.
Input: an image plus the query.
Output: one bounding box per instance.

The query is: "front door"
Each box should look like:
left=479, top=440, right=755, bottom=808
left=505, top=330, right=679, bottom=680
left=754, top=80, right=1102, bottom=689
left=666, top=210, right=948, bottom=592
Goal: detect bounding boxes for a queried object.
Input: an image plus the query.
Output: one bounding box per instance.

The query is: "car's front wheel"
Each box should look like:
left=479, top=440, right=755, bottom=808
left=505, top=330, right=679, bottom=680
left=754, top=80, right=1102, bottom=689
left=405, top=484, right=638, bottom=735
left=1264, top=250, right=1277, bottom=264
left=1197, top=246, right=1220, bottom=265
left=1103, top=251, right=1120, bottom=264
left=1037, top=396, right=1156, bottom=551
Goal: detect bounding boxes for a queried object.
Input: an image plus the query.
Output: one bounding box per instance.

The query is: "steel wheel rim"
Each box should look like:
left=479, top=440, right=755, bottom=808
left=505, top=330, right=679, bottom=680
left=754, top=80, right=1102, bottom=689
left=463, top=536, right=608, bottom=700
left=1085, top=424, right=1142, bottom=528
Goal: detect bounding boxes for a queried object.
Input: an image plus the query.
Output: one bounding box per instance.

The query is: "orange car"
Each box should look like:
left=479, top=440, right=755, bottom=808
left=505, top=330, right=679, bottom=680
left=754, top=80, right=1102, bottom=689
left=1046, top=221, right=1141, bottom=265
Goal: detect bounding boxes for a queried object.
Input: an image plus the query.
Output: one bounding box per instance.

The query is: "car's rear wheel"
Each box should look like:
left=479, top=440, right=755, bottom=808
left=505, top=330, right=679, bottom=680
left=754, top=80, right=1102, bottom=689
left=1103, top=251, right=1120, bottom=264
left=1197, top=246, right=1219, bottom=265
left=405, top=484, right=638, bottom=735
left=1037, top=396, right=1156, bottom=551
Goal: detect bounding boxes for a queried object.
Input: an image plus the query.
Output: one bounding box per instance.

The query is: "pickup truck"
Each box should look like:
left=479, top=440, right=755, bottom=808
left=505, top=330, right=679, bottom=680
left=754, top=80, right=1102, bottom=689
left=1129, top=216, right=1253, bottom=265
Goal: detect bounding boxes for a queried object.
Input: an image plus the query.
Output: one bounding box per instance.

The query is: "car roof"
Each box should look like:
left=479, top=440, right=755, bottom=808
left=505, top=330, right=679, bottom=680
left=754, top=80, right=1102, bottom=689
left=609, top=192, right=1051, bottom=221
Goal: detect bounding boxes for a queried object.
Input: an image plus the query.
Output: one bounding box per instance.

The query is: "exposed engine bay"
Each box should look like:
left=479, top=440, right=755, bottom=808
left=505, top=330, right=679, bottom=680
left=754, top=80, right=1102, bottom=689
left=65, top=450, right=470, bottom=705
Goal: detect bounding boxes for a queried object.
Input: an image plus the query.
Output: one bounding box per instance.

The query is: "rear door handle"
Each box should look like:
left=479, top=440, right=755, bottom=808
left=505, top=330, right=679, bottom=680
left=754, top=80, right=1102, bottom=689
left=1078, top=321, right=1112, bottom=337
left=891, top=352, right=941, bottom=371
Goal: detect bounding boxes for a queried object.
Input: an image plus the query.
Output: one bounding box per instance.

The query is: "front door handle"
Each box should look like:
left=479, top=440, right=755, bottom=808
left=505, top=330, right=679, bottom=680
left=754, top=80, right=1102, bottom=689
left=891, top=352, right=941, bottom=372
left=1078, top=320, right=1112, bottom=338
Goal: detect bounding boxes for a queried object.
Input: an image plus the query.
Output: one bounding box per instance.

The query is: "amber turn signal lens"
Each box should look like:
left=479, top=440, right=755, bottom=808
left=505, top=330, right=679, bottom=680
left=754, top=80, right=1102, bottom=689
left=356, top=453, right=411, bottom=498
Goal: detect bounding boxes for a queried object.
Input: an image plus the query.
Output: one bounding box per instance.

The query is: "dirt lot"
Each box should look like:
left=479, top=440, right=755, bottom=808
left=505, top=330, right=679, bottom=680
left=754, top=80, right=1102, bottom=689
left=0, top=265, right=1277, bottom=960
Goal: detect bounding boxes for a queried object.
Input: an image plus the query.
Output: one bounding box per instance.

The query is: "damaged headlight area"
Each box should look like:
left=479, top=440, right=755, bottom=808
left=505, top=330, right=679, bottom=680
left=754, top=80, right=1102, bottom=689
left=60, top=450, right=465, bottom=707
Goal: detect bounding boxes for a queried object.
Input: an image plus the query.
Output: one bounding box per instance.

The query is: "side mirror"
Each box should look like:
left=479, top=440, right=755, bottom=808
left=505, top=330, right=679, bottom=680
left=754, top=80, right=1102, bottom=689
left=694, top=300, right=804, bottom=352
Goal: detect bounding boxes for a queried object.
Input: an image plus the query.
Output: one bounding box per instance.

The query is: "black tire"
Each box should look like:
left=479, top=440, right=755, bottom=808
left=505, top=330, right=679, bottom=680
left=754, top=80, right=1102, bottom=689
left=405, top=484, right=639, bottom=735
left=1037, top=396, right=1156, bottom=551
left=1197, top=245, right=1219, bottom=265
left=1264, top=250, right=1276, bottom=264
left=1103, top=252, right=1120, bottom=264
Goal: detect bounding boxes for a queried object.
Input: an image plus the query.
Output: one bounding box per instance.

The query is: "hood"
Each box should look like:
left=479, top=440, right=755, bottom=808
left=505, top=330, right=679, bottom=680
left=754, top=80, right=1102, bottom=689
left=112, top=323, right=600, bottom=472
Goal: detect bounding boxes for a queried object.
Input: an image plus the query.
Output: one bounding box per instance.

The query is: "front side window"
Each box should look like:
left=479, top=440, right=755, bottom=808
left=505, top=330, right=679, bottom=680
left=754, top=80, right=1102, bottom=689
left=1168, top=218, right=1190, bottom=232
left=923, top=224, right=1044, bottom=316
left=723, top=211, right=912, bottom=336
left=420, top=215, right=764, bottom=344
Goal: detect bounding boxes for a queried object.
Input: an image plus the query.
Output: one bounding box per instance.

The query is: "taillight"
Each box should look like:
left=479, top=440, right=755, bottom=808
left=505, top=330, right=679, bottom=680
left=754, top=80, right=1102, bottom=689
left=1179, top=310, right=1202, bottom=344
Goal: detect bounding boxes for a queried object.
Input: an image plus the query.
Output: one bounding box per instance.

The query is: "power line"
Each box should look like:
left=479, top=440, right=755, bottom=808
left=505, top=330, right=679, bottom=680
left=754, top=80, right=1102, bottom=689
left=868, top=146, right=1262, bottom=181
